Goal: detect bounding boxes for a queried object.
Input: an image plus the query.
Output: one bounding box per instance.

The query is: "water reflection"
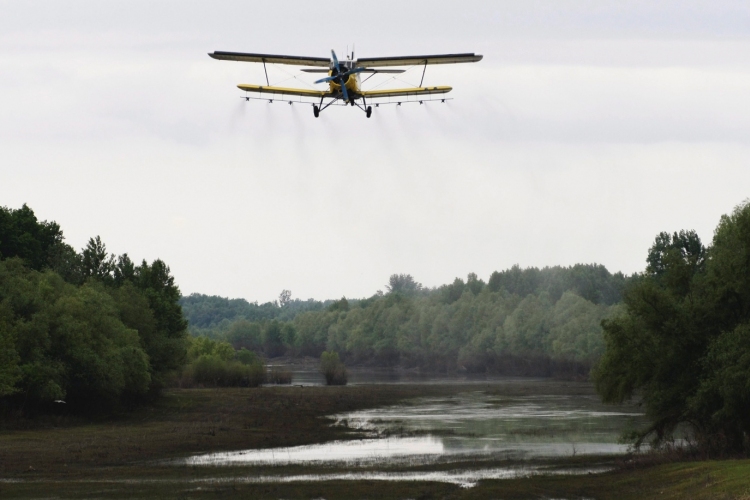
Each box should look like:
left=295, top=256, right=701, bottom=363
left=184, top=437, right=443, bottom=466
left=337, top=391, right=644, bottom=452
left=278, top=366, right=538, bottom=386
left=204, top=466, right=611, bottom=488
left=183, top=389, right=645, bottom=467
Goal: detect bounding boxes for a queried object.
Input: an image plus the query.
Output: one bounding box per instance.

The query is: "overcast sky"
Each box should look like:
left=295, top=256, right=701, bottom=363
left=2, top=1, right=749, bottom=303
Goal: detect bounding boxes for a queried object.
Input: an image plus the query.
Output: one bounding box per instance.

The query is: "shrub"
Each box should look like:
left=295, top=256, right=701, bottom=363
left=320, top=351, right=347, bottom=385
left=183, top=354, right=264, bottom=387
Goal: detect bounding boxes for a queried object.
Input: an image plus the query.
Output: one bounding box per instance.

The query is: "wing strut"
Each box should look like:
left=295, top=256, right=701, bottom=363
left=419, top=60, right=427, bottom=87
left=263, top=59, right=270, bottom=86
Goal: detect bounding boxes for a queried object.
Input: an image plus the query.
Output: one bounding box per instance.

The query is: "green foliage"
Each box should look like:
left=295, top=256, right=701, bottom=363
left=320, top=351, right=347, bottom=385
left=179, top=293, right=326, bottom=330
left=0, top=259, right=152, bottom=407
left=184, top=355, right=264, bottom=387
left=0, top=204, right=64, bottom=271
left=328, top=297, right=349, bottom=312
left=187, top=336, right=234, bottom=362
left=488, top=264, right=626, bottom=305
left=0, top=316, right=21, bottom=397
left=180, top=338, right=266, bottom=387
left=81, top=236, right=115, bottom=282
left=0, top=204, right=188, bottom=412
left=595, top=201, right=750, bottom=453
left=236, top=348, right=261, bottom=365
left=263, top=320, right=285, bottom=357
left=190, top=268, right=624, bottom=374
left=386, top=274, right=422, bottom=295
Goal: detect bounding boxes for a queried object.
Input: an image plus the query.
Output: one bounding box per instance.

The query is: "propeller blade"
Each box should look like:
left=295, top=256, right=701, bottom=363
left=331, top=49, right=339, bottom=69
left=314, top=75, right=337, bottom=84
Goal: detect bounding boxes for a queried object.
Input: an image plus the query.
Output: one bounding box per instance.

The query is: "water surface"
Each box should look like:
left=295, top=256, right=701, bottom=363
left=183, top=386, right=645, bottom=468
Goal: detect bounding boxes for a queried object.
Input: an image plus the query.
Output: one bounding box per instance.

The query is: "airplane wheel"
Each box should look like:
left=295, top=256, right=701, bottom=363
left=366, top=106, right=372, bottom=118
left=313, top=105, right=320, bottom=118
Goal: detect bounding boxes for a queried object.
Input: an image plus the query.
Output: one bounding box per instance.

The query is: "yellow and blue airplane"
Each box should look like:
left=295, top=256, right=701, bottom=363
left=208, top=49, right=482, bottom=118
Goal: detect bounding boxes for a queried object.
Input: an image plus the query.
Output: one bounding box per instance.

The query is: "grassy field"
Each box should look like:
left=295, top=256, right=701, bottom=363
left=1, top=385, right=749, bottom=499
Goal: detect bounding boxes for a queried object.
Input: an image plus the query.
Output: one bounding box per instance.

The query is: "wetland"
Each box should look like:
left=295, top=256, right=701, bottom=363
left=2, top=374, right=749, bottom=499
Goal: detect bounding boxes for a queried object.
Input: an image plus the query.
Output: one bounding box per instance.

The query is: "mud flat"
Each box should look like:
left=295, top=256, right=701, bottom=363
left=2, top=381, right=749, bottom=499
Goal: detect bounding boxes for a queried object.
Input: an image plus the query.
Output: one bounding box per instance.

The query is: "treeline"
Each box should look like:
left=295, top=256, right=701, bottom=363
left=180, top=293, right=329, bottom=332
left=0, top=204, right=187, bottom=412
left=187, top=265, right=628, bottom=375
left=596, top=201, right=750, bottom=454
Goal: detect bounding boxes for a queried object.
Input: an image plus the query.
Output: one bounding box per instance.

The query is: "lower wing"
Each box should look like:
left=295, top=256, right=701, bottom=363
left=360, top=86, right=452, bottom=99
left=237, top=84, right=330, bottom=98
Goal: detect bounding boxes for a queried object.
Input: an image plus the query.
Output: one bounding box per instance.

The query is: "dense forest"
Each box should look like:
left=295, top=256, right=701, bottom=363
left=182, top=265, right=629, bottom=375
left=0, top=204, right=187, bottom=411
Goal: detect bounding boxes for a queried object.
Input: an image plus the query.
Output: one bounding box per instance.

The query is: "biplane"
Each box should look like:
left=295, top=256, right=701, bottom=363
left=208, top=49, right=482, bottom=118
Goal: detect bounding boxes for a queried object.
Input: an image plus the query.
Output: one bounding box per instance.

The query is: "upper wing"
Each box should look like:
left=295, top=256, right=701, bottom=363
left=360, top=86, right=452, bottom=99
left=209, top=51, right=329, bottom=67
left=356, top=53, right=482, bottom=68
left=237, top=84, right=330, bottom=98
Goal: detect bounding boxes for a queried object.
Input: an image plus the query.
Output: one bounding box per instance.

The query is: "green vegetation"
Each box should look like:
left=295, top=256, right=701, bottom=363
left=180, top=291, right=328, bottom=334
left=320, top=350, right=347, bottom=385
left=179, top=336, right=264, bottom=388
left=0, top=204, right=187, bottom=413
left=186, top=266, right=627, bottom=375
left=596, top=201, right=750, bottom=454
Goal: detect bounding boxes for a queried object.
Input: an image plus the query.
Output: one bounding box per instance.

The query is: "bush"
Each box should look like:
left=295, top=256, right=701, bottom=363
left=320, top=351, right=347, bottom=385
left=182, top=355, right=264, bottom=387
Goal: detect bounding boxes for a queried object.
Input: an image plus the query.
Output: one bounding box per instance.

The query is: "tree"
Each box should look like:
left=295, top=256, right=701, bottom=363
left=278, top=289, right=292, bottom=307
left=595, top=201, right=750, bottom=453
left=0, top=260, right=152, bottom=408
left=466, top=272, right=485, bottom=295
left=131, top=259, right=188, bottom=384
left=386, top=274, right=422, bottom=295
left=0, top=204, right=64, bottom=271
left=263, top=320, right=285, bottom=358
left=81, top=236, right=114, bottom=282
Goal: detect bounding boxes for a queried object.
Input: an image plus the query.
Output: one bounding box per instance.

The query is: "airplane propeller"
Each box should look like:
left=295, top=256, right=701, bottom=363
left=314, top=50, right=365, bottom=102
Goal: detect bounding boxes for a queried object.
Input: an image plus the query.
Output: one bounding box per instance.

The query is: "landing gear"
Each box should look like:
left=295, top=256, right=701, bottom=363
left=313, top=105, right=320, bottom=118
left=366, top=106, right=372, bottom=118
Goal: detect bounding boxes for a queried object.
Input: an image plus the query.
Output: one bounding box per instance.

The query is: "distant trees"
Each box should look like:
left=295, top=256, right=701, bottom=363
left=386, top=274, right=422, bottom=295
left=179, top=293, right=327, bottom=333
left=0, top=204, right=188, bottom=412
left=488, top=264, right=626, bottom=305
left=191, top=266, right=626, bottom=375
left=595, top=201, right=750, bottom=454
